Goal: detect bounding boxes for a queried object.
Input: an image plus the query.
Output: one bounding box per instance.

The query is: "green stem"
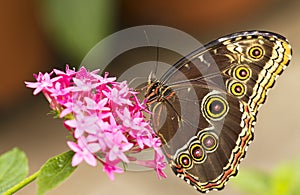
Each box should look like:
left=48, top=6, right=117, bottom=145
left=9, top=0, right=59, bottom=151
left=4, top=170, right=40, bottom=195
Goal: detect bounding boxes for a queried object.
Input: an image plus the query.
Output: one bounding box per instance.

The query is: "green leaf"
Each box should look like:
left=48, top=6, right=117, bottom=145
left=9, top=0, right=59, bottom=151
left=37, top=151, right=76, bottom=195
left=270, top=158, right=300, bottom=195
left=0, top=148, right=28, bottom=194
left=232, top=168, right=271, bottom=195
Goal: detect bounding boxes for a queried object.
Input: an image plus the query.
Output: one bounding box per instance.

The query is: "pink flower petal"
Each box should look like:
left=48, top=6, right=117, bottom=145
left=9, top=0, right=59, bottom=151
left=26, top=65, right=167, bottom=179
left=67, top=141, right=81, bottom=153
left=72, top=153, right=84, bottom=166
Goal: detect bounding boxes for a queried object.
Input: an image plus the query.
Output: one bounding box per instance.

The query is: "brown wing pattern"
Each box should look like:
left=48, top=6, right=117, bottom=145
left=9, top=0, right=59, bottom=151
left=146, top=31, right=292, bottom=192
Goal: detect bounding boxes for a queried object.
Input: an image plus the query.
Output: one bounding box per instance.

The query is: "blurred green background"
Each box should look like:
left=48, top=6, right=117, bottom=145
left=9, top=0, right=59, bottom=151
left=0, top=0, right=300, bottom=194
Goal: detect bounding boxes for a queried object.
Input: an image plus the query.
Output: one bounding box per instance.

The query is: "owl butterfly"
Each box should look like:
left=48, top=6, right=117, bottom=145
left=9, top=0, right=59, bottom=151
left=144, top=31, right=292, bottom=192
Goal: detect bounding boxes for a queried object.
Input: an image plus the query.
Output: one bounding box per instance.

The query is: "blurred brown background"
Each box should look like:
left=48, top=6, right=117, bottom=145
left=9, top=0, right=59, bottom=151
left=0, top=0, right=299, bottom=194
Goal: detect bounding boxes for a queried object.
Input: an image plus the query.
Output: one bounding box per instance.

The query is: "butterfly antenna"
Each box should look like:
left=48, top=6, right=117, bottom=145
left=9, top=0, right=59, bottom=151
left=154, top=40, right=159, bottom=79
left=143, top=30, right=150, bottom=46
left=149, top=41, right=160, bottom=83
left=128, top=76, right=148, bottom=88
left=144, top=30, right=159, bottom=83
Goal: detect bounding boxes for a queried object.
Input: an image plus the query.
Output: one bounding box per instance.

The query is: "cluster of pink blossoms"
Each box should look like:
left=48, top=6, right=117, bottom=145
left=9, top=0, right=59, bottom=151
left=25, top=65, right=167, bottom=180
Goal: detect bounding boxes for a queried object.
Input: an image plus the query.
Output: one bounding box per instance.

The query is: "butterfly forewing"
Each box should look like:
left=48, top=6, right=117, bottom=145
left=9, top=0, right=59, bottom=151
left=145, top=31, right=292, bottom=193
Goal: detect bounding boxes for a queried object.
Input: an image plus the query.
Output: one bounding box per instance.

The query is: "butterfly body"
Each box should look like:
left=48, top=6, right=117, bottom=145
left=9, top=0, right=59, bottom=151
left=144, top=31, right=292, bottom=193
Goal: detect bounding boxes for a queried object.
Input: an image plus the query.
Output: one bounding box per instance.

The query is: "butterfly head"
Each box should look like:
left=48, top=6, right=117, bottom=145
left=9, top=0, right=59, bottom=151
left=144, top=80, right=163, bottom=104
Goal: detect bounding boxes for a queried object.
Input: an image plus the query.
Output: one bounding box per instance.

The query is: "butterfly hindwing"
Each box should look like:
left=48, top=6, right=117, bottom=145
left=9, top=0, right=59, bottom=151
left=145, top=31, right=292, bottom=193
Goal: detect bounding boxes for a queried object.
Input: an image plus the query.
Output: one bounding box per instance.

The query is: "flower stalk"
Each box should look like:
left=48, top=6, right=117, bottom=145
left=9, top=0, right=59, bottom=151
left=4, top=170, right=40, bottom=195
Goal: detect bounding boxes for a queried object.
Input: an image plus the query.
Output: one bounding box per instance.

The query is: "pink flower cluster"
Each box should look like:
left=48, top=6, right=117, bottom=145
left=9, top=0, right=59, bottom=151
left=25, top=65, right=167, bottom=180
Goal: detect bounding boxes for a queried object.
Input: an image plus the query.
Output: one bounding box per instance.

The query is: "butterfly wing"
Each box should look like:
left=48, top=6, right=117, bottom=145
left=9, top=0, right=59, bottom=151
left=149, top=31, right=292, bottom=192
